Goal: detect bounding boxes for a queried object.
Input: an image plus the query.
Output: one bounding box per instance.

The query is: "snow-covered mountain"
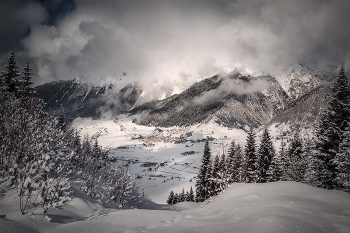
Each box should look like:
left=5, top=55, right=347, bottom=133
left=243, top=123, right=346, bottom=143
left=132, top=72, right=289, bottom=129
left=36, top=62, right=337, bottom=130
left=36, top=77, right=142, bottom=121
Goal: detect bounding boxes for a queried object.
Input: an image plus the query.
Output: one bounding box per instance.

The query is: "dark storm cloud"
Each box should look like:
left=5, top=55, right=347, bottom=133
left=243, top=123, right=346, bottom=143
left=2, top=0, right=350, bottom=98
left=0, top=0, right=47, bottom=55
left=38, top=0, right=76, bottom=26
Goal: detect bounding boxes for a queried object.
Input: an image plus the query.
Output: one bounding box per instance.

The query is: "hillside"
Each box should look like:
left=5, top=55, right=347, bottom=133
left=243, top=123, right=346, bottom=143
left=1, top=182, right=349, bottom=233
left=132, top=72, right=289, bottom=128
left=36, top=78, right=142, bottom=121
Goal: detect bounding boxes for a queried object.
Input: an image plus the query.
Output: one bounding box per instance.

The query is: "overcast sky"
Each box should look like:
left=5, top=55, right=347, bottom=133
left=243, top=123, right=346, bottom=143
left=1, top=0, right=350, bottom=95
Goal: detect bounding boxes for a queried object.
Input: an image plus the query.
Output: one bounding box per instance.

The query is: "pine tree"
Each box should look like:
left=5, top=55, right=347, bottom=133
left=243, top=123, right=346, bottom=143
left=244, top=128, right=258, bottom=183
left=57, top=104, right=66, bottom=131
left=210, top=155, right=226, bottom=196
left=185, top=191, right=190, bottom=201
left=226, top=140, right=236, bottom=183
left=267, top=152, right=282, bottom=182
left=235, top=144, right=244, bottom=182
left=1, top=51, right=20, bottom=94
left=195, top=140, right=212, bottom=202
left=257, top=128, right=275, bottom=183
left=304, top=138, right=319, bottom=185
left=179, top=188, right=185, bottom=202
left=20, top=61, right=35, bottom=98
left=211, top=155, right=221, bottom=196
left=279, top=139, right=289, bottom=180
left=333, top=127, right=350, bottom=189
left=219, top=153, right=227, bottom=185
left=314, top=64, right=350, bottom=189
left=187, top=186, right=194, bottom=202
left=288, top=131, right=305, bottom=182
left=167, top=190, right=174, bottom=204
left=173, top=193, right=178, bottom=204
left=227, top=141, right=244, bottom=183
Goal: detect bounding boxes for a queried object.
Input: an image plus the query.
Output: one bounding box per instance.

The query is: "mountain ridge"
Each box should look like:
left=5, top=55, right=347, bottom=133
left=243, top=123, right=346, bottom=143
left=36, top=64, right=335, bottom=129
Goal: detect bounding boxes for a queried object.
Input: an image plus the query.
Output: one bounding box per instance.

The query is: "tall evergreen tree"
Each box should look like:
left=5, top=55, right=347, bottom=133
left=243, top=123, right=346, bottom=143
left=20, top=61, right=35, bottom=97
left=179, top=188, right=185, bottom=202
left=226, top=140, right=236, bottom=183
left=304, top=138, right=319, bottom=185
left=219, top=153, right=227, bottom=185
left=235, top=144, right=245, bottom=182
left=267, top=152, right=282, bottom=182
left=173, top=193, right=178, bottom=204
left=1, top=51, right=20, bottom=94
left=185, top=191, right=190, bottom=201
left=211, top=154, right=220, bottom=195
left=57, top=104, right=67, bottom=131
left=288, top=131, right=305, bottom=182
left=227, top=141, right=244, bottom=183
left=314, top=64, right=350, bottom=189
left=187, top=186, right=195, bottom=202
left=257, top=129, right=275, bottom=183
left=244, top=128, right=258, bottom=183
left=196, top=140, right=212, bottom=202
left=279, top=139, right=290, bottom=180
left=333, top=127, right=350, bottom=189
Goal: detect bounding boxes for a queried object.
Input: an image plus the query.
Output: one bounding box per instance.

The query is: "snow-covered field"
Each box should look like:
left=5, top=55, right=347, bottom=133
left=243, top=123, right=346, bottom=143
left=71, top=115, right=247, bottom=203
left=1, top=181, right=349, bottom=233
left=1, top=116, right=350, bottom=233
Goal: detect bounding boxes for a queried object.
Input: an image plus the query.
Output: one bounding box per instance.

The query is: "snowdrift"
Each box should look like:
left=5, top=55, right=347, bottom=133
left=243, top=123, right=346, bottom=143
left=2, top=181, right=348, bottom=233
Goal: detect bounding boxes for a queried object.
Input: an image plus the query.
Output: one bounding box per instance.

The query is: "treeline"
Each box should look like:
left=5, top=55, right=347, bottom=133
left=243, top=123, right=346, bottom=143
left=167, top=186, right=195, bottom=205
left=0, top=52, right=142, bottom=214
left=194, top=65, right=350, bottom=202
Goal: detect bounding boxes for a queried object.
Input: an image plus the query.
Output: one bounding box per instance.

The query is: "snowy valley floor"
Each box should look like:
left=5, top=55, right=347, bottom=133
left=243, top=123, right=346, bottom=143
left=1, top=181, right=350, bottom=233
left=1, top=117, right=350, bottom=232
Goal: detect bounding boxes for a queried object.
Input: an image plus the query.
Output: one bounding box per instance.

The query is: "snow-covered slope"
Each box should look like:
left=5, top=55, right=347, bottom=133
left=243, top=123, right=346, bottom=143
left=36, top=78, right=142, bottom=121
left=133, top=72, right=288, bottom=128
left=71, top=115, right=247, bottom=203
left=2, top=181, right=349, bottom=233
left=276, top=61, right=338, bottom=101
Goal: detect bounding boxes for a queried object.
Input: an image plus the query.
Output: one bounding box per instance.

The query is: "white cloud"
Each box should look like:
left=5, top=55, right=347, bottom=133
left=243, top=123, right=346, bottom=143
left=193, top=76, right=271, bottom=105
left=19, top=0, right=350, bottom=99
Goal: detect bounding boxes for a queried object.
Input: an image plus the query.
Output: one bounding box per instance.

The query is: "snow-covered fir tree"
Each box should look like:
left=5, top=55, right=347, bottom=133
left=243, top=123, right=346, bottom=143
left=1, top=51, right=20, bottom=94
left=187, top=186, right=195, bottom=202
left=226, top=141, right=244, bottom=183
left=179, top=188, right=186, bottom=202
left=211, top=152, right=228, bottom=195
left=219, top=153, right=227, bottom=186
left=333, top=127, right=350, bottom=189
left=20, top=61, right=35, bottom=98
left=235, top=144, right=245, bottom=182
left=196, top=140, right=212, bottom=202
left=226, top=140, right=236, bottom=183
left=211, top=154, right=224, bottom=196
left=288, top=131, right=305, bottom=182
left=244, top=128, right=258, bottom=183
left=267, top=152, right=282, bottom=182
left=257, top=128, right=275, bottom=183
left=279, top=139, right=289, bottom=181
left=173, top=193, right=179, bottom=204
left=304, top=138, right=319, bottom=185
left=314, top=64, right=350, bottom=189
